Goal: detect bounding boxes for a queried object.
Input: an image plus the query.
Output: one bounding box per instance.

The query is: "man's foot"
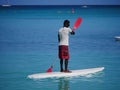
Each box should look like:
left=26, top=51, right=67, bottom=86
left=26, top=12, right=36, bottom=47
left=60, top=69, right=64, bottom=72
left=64, top=70, right=72, bottom=73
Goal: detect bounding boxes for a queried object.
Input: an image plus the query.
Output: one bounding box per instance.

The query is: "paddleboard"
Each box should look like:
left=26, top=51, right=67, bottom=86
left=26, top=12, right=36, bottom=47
left=28, top=67, right=104, bottom=79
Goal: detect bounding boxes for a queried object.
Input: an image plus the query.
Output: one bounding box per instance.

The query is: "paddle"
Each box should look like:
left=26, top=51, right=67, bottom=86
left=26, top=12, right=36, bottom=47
left=46, top=66, right=53, bottom=72
left=46, top=17, right=82, bottom=73
left=72, top=17, right=82, bottom=31
left=46, top=58, right=57, bottom=73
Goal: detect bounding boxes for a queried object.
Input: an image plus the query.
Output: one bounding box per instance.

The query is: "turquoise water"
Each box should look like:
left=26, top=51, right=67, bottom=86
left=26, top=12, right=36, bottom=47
left=0, top=5, right=120, bottom=90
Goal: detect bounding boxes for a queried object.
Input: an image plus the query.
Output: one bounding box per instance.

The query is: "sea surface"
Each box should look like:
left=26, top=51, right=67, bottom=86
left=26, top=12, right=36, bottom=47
left=0, top=5, right=120, bottom=90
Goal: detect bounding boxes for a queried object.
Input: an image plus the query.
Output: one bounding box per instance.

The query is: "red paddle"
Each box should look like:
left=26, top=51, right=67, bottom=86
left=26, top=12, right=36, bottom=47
left=46, top=58, right=57, bottom=73
left=46, top=17, right=82, bottom=73
left=73, top=17, right=82, bottom=31
left=46, top=66, right=53, bottom=73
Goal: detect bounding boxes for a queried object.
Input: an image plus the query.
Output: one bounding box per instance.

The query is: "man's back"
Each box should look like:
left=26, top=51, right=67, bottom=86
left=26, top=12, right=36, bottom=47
left=58, top=27, right=72, bottom=46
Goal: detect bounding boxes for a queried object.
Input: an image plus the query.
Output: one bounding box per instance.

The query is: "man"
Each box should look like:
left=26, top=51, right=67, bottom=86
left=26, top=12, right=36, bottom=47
left=58, top=20, right=75, bottom=72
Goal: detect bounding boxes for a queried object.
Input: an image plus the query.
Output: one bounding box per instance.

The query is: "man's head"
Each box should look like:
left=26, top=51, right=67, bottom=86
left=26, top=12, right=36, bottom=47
left=63, top=20, right=70, bottom=27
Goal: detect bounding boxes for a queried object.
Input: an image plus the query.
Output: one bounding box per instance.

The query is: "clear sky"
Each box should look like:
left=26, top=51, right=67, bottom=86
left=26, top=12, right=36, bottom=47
left=0, top=0, right=120, bottom=5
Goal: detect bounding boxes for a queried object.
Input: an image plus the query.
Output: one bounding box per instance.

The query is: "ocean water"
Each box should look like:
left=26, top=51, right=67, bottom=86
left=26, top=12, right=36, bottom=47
left=0, top=5, right=120, bottom=90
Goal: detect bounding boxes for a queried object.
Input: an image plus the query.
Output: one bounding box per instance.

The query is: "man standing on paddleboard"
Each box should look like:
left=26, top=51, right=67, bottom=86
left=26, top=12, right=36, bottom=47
left=58, top=20, right=75, bottom=72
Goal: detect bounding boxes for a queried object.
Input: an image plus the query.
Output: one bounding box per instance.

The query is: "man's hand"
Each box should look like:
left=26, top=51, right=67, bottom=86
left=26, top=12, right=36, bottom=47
left=71, top=31, right=75, bottom=35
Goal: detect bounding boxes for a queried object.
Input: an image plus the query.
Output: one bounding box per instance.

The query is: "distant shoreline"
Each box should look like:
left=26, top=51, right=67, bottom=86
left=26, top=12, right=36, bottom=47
left=0, top=5, right=120, bottom=8
left=0, top=5, right=120, bottom=7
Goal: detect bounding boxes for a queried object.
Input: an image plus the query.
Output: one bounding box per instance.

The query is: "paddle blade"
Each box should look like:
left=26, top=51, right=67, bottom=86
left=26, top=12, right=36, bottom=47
left=73, top=17, right=82, bottom=30
left=46, top=66, right=53, bottom=73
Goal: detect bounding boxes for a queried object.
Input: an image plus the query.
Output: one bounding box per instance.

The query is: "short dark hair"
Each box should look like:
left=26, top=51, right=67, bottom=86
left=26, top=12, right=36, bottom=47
left=63, top=20, right=70, bottom=27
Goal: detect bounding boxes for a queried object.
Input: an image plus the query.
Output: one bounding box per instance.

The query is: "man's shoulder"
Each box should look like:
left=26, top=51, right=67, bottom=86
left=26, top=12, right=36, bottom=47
left=59, top=27, right=72, bottom=33
left=59, top=28, right=63, bottom=32
left=64, top=27, right=72, bottom=31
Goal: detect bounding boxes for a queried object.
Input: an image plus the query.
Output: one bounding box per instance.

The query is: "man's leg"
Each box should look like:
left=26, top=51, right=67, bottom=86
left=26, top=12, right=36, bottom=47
left=60, top=59, right=63, bottom=72
left=64, top=60, right=71, bottom=72
left=65, top=60, right=68, bottom=71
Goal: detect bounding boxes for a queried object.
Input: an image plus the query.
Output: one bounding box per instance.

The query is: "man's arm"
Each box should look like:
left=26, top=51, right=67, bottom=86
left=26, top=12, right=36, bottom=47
left=58, top=34, right=60, bottom=42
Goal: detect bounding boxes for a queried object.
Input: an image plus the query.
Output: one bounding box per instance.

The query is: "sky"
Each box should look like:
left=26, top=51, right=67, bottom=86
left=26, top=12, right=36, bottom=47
left=0, top=0, right=120, bottom=5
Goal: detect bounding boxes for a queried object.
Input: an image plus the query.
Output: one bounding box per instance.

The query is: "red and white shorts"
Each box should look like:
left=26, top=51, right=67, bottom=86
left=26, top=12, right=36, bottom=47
left=58, top=45, right=69, bottom=60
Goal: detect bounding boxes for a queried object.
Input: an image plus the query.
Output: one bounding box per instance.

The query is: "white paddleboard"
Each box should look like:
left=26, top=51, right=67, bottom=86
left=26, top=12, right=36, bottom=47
left=28, top=67, right=104, bottom=79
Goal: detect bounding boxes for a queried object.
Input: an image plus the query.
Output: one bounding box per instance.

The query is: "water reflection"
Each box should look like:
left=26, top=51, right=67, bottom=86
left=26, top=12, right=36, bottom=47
left=58, top=78, right=69, bottom=90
